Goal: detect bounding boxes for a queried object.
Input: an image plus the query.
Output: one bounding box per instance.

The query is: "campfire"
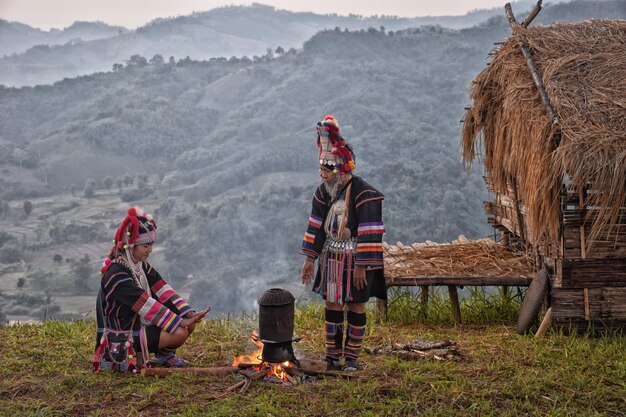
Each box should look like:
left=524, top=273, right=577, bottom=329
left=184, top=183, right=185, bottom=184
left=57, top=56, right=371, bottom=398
left=141, top=289, right=350, bottom=395
left=231, top=331, right=303, bottom=387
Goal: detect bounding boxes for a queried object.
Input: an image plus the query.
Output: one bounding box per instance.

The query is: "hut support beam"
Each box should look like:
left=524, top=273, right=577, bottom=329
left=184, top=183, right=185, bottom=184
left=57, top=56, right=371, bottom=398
left=504, top=3, right=559, bottom=125
left=521, top=1, right=543, bottom=28
left=448, top=285, right=462, bottom=323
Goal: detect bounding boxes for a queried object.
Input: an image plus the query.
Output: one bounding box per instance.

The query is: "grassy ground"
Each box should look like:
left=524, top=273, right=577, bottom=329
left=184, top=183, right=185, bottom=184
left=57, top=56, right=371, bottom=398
left=0, top=291, right=625, bottom=416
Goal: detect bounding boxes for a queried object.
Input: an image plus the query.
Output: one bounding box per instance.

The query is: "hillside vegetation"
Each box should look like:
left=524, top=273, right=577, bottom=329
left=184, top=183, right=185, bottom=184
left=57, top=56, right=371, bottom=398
left=0, top=0, right=624, bottom=317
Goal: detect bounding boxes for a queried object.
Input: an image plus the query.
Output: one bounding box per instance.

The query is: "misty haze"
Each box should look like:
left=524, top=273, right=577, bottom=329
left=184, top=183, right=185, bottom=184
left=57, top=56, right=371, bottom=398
left=0, top=0, right=624, bottom=323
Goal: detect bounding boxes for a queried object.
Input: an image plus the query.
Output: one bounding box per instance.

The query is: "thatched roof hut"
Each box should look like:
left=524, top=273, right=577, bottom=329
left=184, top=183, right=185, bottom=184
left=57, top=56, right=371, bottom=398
left=462, top=20, right=626, bottom=248
left=462, top=15, right=626, bottom=334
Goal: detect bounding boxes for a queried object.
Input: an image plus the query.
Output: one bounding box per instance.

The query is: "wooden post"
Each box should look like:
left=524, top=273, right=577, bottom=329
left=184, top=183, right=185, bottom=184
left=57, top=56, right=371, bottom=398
left=420, top=286, right=429, bottom=303
left=583, top=288, right=590, bottom=320
left=375, top=298, right=387, bottom=322
left=448, top=285, right=462, bottom=324
left=505, top=3, right=559, bottom=125
left=420, top=285, right=429, bottom=318
left=501, top=286, right=510, bottom=302
left=579, top=187, right=587, bottom=259
left=535, top=307, right=552, bottom=338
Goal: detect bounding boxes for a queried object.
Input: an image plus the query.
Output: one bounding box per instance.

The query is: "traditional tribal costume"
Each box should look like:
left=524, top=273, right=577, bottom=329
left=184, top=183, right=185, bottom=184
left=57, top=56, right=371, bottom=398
left=92, top=207, right=194, bottom=372
left=301, top=115, right=386, bottom=370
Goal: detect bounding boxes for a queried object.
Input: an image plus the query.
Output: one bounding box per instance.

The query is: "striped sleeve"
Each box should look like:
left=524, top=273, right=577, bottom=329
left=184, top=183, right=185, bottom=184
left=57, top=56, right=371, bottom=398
left=146, top=263, right=193, bottom=317
left=103, top=266, right=183, bottom=334
left=301, top=186, right=329, bottom=259
left=355, top=189, right=385, bottom=267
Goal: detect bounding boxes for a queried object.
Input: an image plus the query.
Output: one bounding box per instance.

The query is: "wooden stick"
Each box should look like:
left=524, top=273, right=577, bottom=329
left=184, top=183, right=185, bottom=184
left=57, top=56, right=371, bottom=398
left=521, top=0, right=542, bottom=27
left=287, top=367, right=304, bottom=378
left=284, top=372, right=299, bottom=386
left=505, top=2, right=558, bottom=125
left=225, top=380, right=246, bottom=392
left=583, top=289, right=590, bottom=320
left=140, top=366, right=237, bottom=377
left=240, top=378, right=253, bottom=394
left=535, top=307, right=553, bottom=338
left=249, top=369, right=270, bottom=381
left=296, top=367, right=354, bottom=379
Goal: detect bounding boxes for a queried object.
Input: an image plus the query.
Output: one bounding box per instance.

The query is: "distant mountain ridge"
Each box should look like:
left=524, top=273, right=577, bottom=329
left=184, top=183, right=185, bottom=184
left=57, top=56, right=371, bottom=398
left=0, top=19, right=127, bottom=57
left=0, top=0, right=570, bottom=86
left=0, top=0, right=623, bottom=312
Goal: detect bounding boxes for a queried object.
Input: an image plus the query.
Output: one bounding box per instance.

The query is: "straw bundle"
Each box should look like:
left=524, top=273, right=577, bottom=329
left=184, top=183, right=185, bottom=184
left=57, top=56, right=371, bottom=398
left=383, top=239, right=534, bottom=279
left=462, top=20, right=626, bottom=249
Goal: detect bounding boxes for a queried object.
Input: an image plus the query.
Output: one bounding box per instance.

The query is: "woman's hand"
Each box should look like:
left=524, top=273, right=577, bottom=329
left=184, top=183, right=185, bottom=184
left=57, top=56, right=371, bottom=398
left=181, top=307, right=210, bottom=329
left=301, top=258, right=315, bottom=285
left=354, top=265, right=367, bottom=290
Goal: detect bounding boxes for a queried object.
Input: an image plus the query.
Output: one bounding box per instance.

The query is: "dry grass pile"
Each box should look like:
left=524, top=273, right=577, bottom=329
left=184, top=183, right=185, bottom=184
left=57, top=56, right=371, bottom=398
left=383, top=238, right=535, bottom=279
left=462, top=20, right=626, bottom=248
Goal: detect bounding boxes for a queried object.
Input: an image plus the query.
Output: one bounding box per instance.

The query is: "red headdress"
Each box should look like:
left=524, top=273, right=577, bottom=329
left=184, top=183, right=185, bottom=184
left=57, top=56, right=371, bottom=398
left=113, top=207, right=157, bottom=250
left=316, top=115, right=356, bottom=174
left=101, top=207, right=156, bottom=274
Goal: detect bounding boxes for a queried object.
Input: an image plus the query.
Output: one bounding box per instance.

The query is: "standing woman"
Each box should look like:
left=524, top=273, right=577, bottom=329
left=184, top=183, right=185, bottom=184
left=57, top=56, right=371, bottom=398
left=93, top=207, right=209, bottom=371
left=301, top=115, right=386, bottom=371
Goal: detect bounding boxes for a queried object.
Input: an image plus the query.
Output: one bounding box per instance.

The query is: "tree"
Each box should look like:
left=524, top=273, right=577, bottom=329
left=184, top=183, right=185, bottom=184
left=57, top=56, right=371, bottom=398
left=103, top=176, right=113, bottom=190
left=150, top=54, right=165, bottom=66
left=136, top=174, right=148, bottom=191
left=112, top=63, right=124, bottom=71
left=73, top=254, right=92, bottom=294
left=84, top=183, right=95, bottom=199
left=23, top=200, right=32, bottom=217
left=275, top=46, right=285, bottom=55
left=126, top=54, right=148, bottom=68
left=69, top=183, right=77, bottom=196
left=53, top=254, right=63, bottom=264
left=16, top=277, right=25, bottom=289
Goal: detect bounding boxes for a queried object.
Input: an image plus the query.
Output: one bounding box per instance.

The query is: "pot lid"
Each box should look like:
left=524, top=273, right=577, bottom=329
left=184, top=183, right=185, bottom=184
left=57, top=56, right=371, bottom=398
left=257, top=288, right=295, bottom=306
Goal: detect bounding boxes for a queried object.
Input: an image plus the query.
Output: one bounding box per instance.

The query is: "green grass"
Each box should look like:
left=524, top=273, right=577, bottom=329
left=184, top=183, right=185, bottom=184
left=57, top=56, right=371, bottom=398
left=1, top=291, right=625, bottom=416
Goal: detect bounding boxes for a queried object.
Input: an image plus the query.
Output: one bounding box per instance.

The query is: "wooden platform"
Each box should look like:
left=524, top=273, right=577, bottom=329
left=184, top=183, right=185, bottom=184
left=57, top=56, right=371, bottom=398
left=381, top=239, right=535, bottom=323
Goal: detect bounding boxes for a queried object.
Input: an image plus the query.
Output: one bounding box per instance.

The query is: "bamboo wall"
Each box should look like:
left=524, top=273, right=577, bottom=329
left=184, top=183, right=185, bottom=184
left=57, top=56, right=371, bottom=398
left=484, top=178, right=626, bottom=334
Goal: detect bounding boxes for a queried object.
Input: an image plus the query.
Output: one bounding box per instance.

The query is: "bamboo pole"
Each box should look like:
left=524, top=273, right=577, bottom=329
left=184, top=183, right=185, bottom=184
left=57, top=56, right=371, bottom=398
left=535, top=307, right=553, bottom=337
left=505, top=2, right=559, bottom=125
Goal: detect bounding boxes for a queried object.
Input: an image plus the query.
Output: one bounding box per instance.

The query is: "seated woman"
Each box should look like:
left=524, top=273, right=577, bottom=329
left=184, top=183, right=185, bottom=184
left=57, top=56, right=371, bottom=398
left=92, top=207, right=209, bottom=371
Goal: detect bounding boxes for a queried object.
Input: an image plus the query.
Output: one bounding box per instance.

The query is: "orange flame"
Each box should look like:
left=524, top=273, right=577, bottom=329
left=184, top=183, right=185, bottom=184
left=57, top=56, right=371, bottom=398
left=232, top=332, right=295, bottom=383
left=232, top=331, right=263, bottom=367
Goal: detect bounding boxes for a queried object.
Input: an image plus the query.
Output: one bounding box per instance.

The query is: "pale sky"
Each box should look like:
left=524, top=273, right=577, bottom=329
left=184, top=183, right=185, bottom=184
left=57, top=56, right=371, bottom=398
left=0, top=0, right=515, bottom=30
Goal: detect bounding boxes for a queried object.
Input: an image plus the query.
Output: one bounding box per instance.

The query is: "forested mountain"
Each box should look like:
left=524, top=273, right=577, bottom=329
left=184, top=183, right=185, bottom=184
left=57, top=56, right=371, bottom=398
left=0, top=20, right=127, bottom=57
left=0, top=0, right=570, bottom=86
left=0, top=0, right=623, bottom=314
